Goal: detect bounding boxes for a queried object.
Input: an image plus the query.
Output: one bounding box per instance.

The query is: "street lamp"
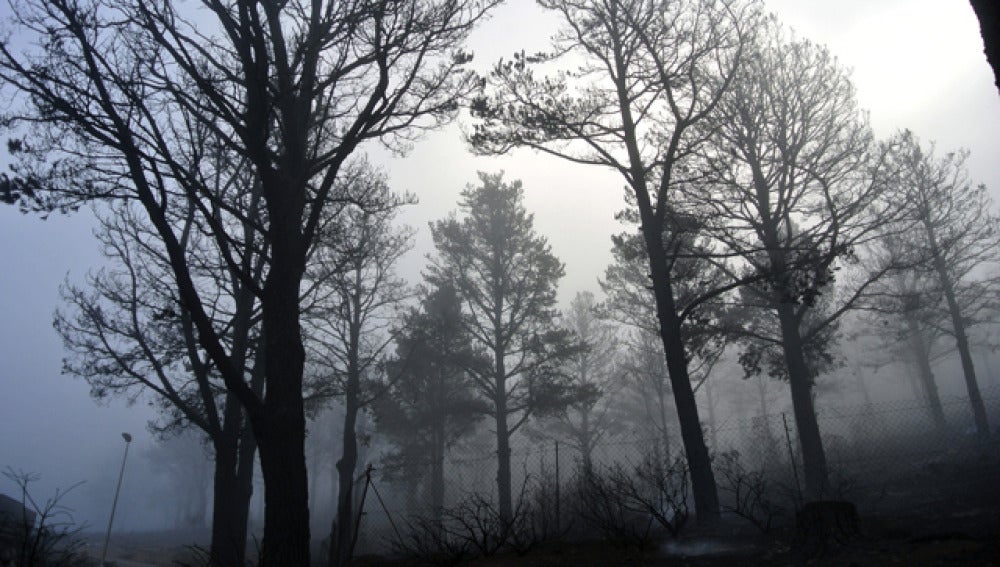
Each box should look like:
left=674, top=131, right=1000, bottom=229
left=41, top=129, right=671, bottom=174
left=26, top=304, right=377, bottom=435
left=100, top=432, right=132, bottom=567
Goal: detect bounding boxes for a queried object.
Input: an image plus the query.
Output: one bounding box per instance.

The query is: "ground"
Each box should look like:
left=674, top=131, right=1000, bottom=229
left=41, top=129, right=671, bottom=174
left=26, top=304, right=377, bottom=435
left=347, top=509, right=1000, bottom=566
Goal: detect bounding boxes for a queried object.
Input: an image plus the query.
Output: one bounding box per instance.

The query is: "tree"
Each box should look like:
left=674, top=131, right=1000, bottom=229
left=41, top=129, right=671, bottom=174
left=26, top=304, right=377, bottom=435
left=469, top=0, right=764, bottom=522
left=372, top=282, right=485, bottom=520
left=695, top=25, right=900, bottom=497
left=535, top=291, right=621, bottom=474
left=301, top=171, right=413, bottom=567
left=615, top=329, right=677, bottom=458
left=882, top=131, right=1000, bottom=440
left=144, top=429, right=214, bottom=530
left=0, top=1, right=497, bottom=562
left=54, top=196, right=265, bottom=565
left=971, top=0, right=1000, bottom=94
left=600, top=209, right=730, bottom=459
left=855, top=233, right=954, bottom=428
left=427, top=172, right=577, bottom=522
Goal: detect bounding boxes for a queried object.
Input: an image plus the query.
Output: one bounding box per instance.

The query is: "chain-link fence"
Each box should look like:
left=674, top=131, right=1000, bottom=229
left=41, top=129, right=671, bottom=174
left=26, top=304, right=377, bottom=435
left=349, top=389, right=1000, bottom=555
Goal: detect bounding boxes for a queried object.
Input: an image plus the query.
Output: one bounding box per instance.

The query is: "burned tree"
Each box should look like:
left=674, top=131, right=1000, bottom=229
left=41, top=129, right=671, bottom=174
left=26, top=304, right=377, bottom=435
left=470, top=0, right=764, bottom=521
left=882, top=132, right=1000, bottom=440
left=427, top=173, right=577, bottom=522
left=301, top=170, right=413, bottom=567
left=696, top=25, right=903, bottom=498
left=0, top=0, right=497, bottom=562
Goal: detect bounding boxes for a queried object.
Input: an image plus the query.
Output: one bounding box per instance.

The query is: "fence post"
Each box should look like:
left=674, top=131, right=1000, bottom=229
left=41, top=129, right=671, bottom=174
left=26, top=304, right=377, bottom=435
left=782, top=413, right=803, bottom=509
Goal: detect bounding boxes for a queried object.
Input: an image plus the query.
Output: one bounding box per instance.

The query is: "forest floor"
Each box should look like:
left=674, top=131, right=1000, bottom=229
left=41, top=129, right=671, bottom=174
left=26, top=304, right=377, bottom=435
left=349, top=506, right=1000, bottom=567
left=79, top=507, right=1000, bottom=566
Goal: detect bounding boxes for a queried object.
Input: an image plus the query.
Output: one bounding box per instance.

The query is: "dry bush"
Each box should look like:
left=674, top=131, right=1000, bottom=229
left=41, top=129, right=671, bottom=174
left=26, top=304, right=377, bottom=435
left=0, top=468, right=90, bottom=567
left=716, top=451, right=786, bottom=534
left=573, top=455, right=690, bottom=548
left=573, top=468, right=656, bottom=550
left=392, top=475, right=564, bottom=563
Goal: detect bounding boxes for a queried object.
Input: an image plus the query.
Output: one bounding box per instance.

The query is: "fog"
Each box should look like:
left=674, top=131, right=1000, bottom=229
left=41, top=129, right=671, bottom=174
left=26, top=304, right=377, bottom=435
left=0, top=0, right=999, bottom=564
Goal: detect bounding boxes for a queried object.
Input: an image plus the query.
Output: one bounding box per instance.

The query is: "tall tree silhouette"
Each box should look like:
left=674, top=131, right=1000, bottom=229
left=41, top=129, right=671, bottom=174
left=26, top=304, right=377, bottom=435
left=0, top=1, right=497, bottom=562
left=470, top=0, right=764, bottom=521
left=427, top=172, right=577, bottom=521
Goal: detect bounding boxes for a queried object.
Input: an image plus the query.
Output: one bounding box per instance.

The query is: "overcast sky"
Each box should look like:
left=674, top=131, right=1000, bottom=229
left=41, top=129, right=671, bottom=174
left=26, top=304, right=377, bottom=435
left=1, top=0, right=997, bottom=531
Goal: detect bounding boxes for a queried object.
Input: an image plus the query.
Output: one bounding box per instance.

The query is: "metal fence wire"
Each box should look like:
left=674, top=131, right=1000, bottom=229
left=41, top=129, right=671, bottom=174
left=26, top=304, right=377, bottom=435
left=348, top=389, right=1000, bottom=555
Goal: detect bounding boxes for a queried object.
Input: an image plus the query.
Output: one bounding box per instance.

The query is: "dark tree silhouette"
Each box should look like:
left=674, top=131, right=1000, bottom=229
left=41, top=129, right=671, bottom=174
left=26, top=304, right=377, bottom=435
left=696, top=25, right=904, bottom=498
left=427, top=172, right=578, bottom=522
left=971, top=0, right=1000, bottom=93
left=55, top=195, right=265, bottom=566
left=372, top=283, right=486, bottom=521
left=857, top=261, right=951, bottom=429
left=301, top=171, right=413, bottom=567
left=469, top=0, right=764, bottom=522
left=0, top=1, right=497, bottom=562
left=881, top=131, right=1000, bottom=440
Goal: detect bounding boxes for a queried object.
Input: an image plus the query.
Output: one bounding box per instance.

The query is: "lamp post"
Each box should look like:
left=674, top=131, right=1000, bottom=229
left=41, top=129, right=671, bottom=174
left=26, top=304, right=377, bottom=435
left=100, top=432, right=132, bottom=567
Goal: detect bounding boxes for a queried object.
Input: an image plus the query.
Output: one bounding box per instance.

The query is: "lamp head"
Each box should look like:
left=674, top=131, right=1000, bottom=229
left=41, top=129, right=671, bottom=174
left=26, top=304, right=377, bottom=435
left=122, top=433, right=132, bottom=443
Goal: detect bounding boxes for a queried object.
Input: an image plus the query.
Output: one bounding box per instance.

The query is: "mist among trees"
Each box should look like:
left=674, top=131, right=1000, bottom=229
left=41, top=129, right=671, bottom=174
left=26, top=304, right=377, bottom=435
left=1, top=0, right=999, bottom=565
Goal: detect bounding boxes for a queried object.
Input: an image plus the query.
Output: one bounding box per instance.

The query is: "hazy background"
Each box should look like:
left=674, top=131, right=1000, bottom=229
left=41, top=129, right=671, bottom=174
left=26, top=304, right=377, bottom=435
left=1, top=0, right=998, bottom=531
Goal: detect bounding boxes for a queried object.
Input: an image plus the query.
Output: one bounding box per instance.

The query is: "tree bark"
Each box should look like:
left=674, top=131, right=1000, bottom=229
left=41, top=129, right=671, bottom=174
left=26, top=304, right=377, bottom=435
left=495, top=393, right=513, bottom=523
left=776, top=303, right=829, bottom=500
left=256, top=197, right=311, bottom=566
left=643, top=223, right=720, bottom=523
left=430, top=420, right=446, bottom=520
left=331, top=311, right=363, bottom=567
left=331, top=400, right=358, bottom=567
left=926, top=222, right=990, bottom=440
left=209, top=396, right=248, bottom=566
left=905, top=314, right=947, bottom=430
left=971, top=0, right=1000, bottom=94
left=580, top=411, right=594, bottom=476
left=256, top=413, right=310, bottom=567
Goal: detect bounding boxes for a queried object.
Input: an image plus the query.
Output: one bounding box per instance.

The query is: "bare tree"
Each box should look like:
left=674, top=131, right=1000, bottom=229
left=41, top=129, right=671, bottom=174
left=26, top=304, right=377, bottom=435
left=855, top=235, right=954, bottom=429
left=301, top=169, right=413, bottom=567
left=695, top=25, right=901, bottom=497
left=881, top=131, right=1000, bottom=440
left=55, top=196, right=265, bottom=565
left=470, top=0, right=764, bottom=521
left=0, top=1, right=497, bottom=562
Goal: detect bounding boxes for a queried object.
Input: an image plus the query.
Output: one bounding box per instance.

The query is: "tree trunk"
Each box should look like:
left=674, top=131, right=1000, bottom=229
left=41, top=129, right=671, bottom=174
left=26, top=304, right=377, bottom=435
left=330, top=400, right=358, bottom=567
left=209, top=394, right=251, bottom=566
left=256, top=414, right=310, bottom=567
left=331, top=313, right=363, bottom=567
left=926, top=224, right=990, bottom=440
left=776, top=303, right=829, bottom=500
left=430, top=421, right=446, bottom=518
left=643, top=224, right=720, bottom=523
left=971, top=0, right=1000, bottom=93
left=905, top=314, right=947, bottom=430
left=256, top=208, right=311, bottom=566
left=210, top=439, right=242, bottom=566
left=231, top=423, right=257, bottom=565
left=495, top=399, right=513, bottom=523
left=580, top=411, right=594, bottom=476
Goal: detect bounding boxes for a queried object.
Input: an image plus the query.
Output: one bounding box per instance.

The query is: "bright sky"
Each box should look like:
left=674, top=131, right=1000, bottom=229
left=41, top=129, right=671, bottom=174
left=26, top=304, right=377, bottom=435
left=1, top=0, right=997, bottom=529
